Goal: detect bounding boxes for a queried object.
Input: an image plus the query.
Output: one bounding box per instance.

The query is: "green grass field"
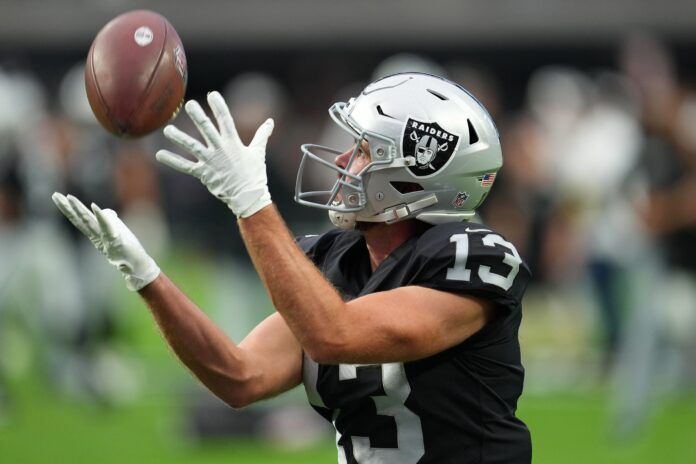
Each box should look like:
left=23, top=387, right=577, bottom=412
left=1, top=372, right=694, bottom=463
left=1, top=251, right=694, bottom=463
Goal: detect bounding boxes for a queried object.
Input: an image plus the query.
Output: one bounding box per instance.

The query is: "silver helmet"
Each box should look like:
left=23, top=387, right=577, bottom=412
left=295, top=72, right=502, bottom=228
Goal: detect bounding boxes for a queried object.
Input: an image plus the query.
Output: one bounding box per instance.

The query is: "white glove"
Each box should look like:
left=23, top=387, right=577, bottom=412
left=51, top=193, right=161, bottom=291
left=156, top=91, right=275, bottom=218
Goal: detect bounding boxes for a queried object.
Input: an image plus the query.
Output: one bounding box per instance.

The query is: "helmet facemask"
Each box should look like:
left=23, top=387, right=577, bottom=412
left=295, top=102, right=406, bottom=228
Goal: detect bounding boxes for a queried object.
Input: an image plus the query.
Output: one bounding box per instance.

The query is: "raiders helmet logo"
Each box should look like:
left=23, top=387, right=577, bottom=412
left=402, top=118, right=460, bottom=177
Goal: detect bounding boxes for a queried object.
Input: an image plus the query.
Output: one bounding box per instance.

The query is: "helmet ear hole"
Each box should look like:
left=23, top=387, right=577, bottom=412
left=467, top=119, right=479, bottom=144
left=390, top=181, right=423, bottom=194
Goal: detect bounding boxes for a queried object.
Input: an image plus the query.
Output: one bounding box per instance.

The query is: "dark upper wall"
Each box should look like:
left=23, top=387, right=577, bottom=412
left=2, top=0, right=696, bottom=49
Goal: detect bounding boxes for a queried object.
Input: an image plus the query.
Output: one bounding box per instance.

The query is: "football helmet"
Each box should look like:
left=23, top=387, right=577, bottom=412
left=295, top=72, right=502, bottom=228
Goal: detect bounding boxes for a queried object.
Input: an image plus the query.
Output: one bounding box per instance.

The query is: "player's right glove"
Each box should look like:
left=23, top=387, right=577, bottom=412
left=155, top=91, right=274, bottom=218
left=51, top=193, right=161, bottom=291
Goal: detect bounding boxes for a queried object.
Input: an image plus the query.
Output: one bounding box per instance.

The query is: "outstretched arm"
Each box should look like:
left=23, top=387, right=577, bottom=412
left=157, top=92, right=493, bottom=365
left=52, top=193, right=301, bottom=408
left=140, top=274, right=302, bottom=408
left=239, top=206, right=491, bottom=365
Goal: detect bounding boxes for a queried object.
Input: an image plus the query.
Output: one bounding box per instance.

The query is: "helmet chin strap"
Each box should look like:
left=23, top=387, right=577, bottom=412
left=329, top=194, right=438, bottom=229
left=329, top=210, right=357, bottom=229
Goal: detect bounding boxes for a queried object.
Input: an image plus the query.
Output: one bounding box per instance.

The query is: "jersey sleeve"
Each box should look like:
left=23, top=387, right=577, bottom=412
left=295, top=234, right=322, bottom=258
left=409, top=223, right=531, bottom=310
left=295, top=229, right=343, bottom=266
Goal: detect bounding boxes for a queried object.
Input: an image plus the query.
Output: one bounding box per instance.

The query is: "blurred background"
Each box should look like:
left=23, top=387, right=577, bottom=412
left=1, top=0, right=696, bottom=462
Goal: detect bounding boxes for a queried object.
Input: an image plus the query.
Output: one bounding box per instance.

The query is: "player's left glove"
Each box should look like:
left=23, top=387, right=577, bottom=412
left=51, top=193, right=161, bottom=291
left=156, top=91, right=274, bottom=218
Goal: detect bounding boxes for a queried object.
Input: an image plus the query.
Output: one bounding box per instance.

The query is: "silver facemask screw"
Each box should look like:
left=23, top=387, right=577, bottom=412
left=376, top=147, right=385, bottom=158
left=376, top=192, right=384, bottom=201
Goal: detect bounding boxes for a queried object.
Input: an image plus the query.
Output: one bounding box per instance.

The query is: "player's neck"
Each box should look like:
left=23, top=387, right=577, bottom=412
left=359, top=220, right=428, bottom=272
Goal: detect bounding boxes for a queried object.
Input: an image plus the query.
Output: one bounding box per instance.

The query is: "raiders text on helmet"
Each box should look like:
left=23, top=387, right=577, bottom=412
left=295, top=72, right=501, bottom=228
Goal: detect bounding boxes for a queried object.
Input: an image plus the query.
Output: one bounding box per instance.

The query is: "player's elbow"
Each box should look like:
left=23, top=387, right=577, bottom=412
left=201, top=364, right=264, bottom=410
left=302, top=317, right=354, bottom=363
left=303, top=314, right=420, bottom=364
left=304, top=324, right=368, bottom=363
left=217, top=376, right=265, bottom=410
left=305, top=339, right=350, bottom=364
left=221, top=389, right=257, bottom=410
left=304, top=331, right=412, bottom=364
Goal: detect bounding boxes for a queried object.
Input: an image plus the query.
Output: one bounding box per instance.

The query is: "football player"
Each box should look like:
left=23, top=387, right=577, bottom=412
left=52, top=73, right=531, bottom=463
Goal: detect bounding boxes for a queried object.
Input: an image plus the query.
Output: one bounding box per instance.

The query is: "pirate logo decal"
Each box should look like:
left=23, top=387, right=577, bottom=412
left=402, top=118, right=460, bottom=177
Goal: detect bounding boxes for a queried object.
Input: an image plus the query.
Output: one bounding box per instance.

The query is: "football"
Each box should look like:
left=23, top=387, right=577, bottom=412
left=85, top=10, right=188, bottom=137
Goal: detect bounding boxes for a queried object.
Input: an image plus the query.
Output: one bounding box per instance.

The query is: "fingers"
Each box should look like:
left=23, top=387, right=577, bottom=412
left=52, top=192, right=73, bottom=218
left=185, top=99, right=222, bottom=149
left=155, top=149, right=199, bottom=175
left=163, top=125, right=208, bottom=161
left=91, top=203, right=120, bottom=241
left=207, top=91, right=240, bottom=142
left=52, top=192, right=89, bottom=235
left=66, top=194, right=102, bottom=238
left=250, top=118, right=275, bottom=151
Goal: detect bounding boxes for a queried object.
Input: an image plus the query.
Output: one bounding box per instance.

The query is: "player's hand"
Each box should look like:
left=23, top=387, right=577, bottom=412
left=156, top=91, right=274, bottom=218
left=51, top=193, right=161, bottom=291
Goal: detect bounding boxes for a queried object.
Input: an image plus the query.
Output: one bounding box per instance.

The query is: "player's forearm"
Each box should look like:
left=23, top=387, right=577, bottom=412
left=138, top=273, right=261, bottom=408
left=238, top=205, right=349, bottom=358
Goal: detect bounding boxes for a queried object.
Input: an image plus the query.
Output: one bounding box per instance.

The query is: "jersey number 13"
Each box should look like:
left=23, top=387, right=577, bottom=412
left=446, top=232, right=522, bottom=291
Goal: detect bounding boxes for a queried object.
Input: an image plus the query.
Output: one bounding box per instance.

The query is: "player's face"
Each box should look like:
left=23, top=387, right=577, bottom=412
left=335, top=140, right=371, bottom=173
left=333, top=140, right=371, bottom=203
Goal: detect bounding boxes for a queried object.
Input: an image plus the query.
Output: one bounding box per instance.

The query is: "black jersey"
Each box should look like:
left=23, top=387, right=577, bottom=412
left=297, top=222, right=532, bottom=464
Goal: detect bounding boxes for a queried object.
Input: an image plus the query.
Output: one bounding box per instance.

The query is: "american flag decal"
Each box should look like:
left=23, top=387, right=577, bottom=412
left=477, top=173, right=496, bottom=188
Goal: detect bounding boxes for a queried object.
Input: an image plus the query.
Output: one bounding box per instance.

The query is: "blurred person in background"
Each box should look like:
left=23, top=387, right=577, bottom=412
left=52, top=64, right=155, bottom=403
left=524, top=66, right=597, bottom=294
left=53, top=73, right=533, bottom=463
left=0, top=62, right=150, bottom=409
left=0, top=66, right=93, bottom=406
left=610, top=33, right=696, bottom=436
left=181, top=72, right=326, bottom=445
left=0, top=144, right=22, bottom=422
left=493, top=66, right=644, bottom=389
left=532, top=67, right=643, bottom=374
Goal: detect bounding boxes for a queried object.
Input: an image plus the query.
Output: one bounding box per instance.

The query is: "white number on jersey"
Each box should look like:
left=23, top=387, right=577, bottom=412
left=446, top=233, right=522, bottom=291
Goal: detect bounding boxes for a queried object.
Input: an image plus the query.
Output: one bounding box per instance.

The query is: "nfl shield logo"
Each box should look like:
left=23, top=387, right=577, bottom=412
left=452, top=192, right=469, bottom=209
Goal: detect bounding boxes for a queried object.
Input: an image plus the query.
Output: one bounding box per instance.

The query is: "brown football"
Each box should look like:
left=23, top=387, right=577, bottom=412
left=85, top=10, right=188, bottom=137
